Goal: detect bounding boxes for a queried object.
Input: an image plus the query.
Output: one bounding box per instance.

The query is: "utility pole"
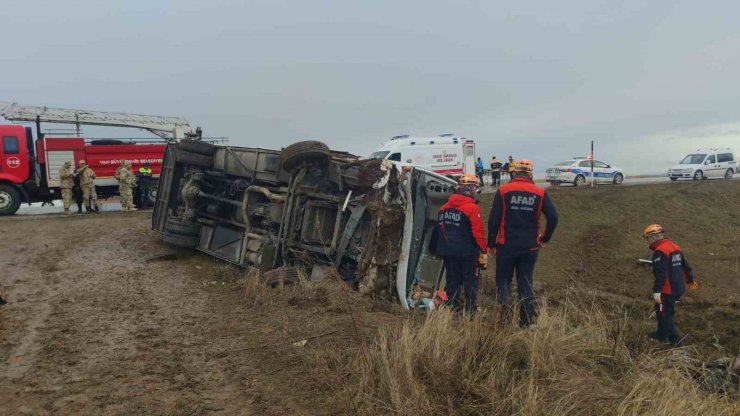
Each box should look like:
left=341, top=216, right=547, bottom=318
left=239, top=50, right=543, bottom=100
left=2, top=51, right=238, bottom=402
left=590, top=140, right=595, bottom=188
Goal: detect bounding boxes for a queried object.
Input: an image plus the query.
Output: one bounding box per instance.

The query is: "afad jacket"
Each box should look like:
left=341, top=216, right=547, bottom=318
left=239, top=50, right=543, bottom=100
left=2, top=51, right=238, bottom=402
left=488, top=176, right=558, bottom=252
left=650, top=238, right=694, bottom=297
left=436, top=193, right=487, bottom=258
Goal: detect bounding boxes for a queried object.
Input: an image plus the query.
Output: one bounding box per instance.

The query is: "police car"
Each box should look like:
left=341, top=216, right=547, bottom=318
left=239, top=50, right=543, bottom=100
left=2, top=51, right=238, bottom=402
left=545, top=158, right=624, bottom=186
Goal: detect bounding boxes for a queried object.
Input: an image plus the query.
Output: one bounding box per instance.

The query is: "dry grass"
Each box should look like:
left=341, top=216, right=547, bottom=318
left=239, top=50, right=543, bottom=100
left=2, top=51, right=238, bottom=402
left=348, top=298, right=739, bottom=415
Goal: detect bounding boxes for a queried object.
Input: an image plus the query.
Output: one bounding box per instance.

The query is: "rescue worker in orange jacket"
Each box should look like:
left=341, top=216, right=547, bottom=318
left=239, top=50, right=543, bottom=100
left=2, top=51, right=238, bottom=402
left=643, top=224, right=697, bottom=347
left=435, top=173, right=487, bottom=312
left=488, top=160, right=558, bottom=327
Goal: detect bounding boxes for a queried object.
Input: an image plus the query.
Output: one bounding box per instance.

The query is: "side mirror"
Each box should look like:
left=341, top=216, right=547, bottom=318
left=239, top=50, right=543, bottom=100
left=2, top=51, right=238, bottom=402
left=605, top=165, right=611, bottom=168
left=705, top=160, right=711, bottom=165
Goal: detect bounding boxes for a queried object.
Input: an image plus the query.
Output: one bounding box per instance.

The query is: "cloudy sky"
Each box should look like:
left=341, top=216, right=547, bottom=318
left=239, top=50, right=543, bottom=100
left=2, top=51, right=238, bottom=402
left=3, top=0, right=739, bottom=174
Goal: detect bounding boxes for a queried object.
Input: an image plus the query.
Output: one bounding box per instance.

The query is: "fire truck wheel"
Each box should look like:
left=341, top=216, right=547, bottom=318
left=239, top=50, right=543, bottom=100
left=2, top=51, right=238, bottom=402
left=179, top=139, right=215, bottom=155
left=261, top=266, right=301, bottom=288
left=0, top=185, right=22, bottom=216
left=280, top=141, right=330, bottom=172
left=161, top=232, right=199, bottom=248
left=165, top=218, right=201, bottom=236
left=175, top=148, right=213, bottom=168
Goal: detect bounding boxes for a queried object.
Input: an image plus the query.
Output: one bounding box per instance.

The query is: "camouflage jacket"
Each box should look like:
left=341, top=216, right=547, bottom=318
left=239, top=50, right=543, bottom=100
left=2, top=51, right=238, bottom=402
left=59, top=167, right=75, bottom=189
left=77, top=167, right=97, bottom=186
left=119, top=168, right=137, bottom=187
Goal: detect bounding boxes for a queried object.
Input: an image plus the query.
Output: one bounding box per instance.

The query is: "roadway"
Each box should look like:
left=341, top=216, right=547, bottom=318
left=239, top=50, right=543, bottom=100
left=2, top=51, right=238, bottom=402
left=10, top=175, right=739, bottom=214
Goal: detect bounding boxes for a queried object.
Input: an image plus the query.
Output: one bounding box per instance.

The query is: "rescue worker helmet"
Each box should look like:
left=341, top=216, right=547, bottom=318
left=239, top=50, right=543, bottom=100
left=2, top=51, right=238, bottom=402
left=514, top=159, right=534, bottom=175
left=458, top=173, right=480, bottom=187
left=642, top=224, right=665, bottom=239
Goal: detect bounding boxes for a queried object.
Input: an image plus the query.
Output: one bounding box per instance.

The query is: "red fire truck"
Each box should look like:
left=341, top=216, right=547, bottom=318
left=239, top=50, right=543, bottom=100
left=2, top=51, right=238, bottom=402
left=0, top=102, right=197, bottom=215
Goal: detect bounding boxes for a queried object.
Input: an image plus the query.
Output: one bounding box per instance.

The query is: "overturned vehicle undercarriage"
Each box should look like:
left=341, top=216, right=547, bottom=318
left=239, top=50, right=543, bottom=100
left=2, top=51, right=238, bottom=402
left=151, top=140, right=456, bottom=308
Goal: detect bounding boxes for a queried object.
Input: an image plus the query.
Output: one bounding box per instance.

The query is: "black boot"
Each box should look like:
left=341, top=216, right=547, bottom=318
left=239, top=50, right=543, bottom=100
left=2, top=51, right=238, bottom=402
left=77, top=205, right=83, bottom=213
left=85, top=205, right=93, bottom=214
left=94, top=205, right=101, bottom=213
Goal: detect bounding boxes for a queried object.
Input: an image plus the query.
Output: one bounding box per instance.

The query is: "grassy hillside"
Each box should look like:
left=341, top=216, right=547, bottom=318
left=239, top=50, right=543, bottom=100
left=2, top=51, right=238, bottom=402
left=476, top=179, right=740, bottom=353
left=231, top=180, right=739, bottom=414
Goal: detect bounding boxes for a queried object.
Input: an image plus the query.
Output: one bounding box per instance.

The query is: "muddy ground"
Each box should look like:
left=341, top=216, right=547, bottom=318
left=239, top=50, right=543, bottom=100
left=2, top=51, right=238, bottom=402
left=0, top=212, right=327, bottom=415
left=1, top=180, right=738, bottom=415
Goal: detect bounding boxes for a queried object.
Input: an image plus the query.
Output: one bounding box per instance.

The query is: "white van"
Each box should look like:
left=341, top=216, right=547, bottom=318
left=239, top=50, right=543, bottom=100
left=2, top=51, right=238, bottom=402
left=668, top=148, right=736, bottom=181
left=369, top=134, right=477, bottom=177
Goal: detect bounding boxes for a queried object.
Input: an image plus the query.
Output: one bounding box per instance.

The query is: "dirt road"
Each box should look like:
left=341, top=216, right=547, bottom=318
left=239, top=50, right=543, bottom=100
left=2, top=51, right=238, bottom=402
left=0, top=212, right=300, bottom=415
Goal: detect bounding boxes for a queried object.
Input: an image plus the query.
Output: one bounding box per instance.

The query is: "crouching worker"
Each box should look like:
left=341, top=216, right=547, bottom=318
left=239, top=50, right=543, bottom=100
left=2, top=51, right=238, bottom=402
left=435, top=173, right=487, bottom=312
left=488, top=160, right=558, bottom=327
left=643, top=224, right=697, bottom=347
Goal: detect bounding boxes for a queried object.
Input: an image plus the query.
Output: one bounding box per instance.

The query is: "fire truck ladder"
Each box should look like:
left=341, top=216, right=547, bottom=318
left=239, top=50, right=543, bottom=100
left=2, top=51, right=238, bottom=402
left=0, top=102, right=193, bottom=140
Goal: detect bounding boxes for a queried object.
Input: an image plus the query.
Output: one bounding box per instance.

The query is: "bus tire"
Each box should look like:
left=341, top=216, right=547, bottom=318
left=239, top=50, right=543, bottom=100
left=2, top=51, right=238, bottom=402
left=179, top=139, right=215, bottom=156
left=280, top=141, right=330, bottom=172
left=175, top=148, right=213, bottom=168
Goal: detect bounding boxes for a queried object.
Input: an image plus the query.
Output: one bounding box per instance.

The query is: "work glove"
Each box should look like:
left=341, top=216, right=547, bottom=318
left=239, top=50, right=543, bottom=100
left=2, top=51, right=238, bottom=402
left=478, top=253, right=488, bottom=270
left=687, top=280, right=699, bottom=290
left=653, top=293, right=662, bottom=304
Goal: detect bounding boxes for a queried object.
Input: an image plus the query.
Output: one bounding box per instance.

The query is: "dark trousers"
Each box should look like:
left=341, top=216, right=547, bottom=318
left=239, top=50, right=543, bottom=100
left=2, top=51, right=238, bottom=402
left=656, top=294, right=682, bottom=346
left=492, top=172, right=501, bottom=186
left=73, top=187, right=83, bottom=211
left=495, top=248, right=538, bottom=326
left=443, top=256, right=479, bottom=312
left=139, top=182, right=150, bottom=207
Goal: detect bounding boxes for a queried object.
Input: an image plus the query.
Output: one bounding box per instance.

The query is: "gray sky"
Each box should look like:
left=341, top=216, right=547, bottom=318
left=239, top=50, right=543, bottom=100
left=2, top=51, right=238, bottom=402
left=3, top=0, right=740, bottom=174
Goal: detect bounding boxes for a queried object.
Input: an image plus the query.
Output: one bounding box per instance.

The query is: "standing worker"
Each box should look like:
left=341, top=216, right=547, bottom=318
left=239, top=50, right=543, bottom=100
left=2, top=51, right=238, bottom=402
left=490, top=156, right=502, bottom=187
left=76, top=160, right=100, bottom=213
left=435, top=173, right=487, bottom=312
left=59, top=161, right=75, bottom=215
left=137, top=162, right=153, bottom=208
left=118, top=161, right=138, bottom=212
left=476, top=157, right=485, bottom=186
left=487, top=160, right=558, bottom=327
left=642, top=224, right=697, bottom=347
left=506, top=155, right=515, bottom=183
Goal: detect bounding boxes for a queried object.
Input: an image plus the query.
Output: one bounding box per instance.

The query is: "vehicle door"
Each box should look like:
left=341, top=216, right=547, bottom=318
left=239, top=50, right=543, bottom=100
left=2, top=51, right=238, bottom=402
left=703, top=153, right=720, bottom=177
left=0, top=130, right=30, bottom=184
left=592, top=160, right=610, bottom=182
left=462, top=140, right=476, bottom=176
left=717, top=152, right=736, bottom=176
left=578, top=160, right=595, bottom=182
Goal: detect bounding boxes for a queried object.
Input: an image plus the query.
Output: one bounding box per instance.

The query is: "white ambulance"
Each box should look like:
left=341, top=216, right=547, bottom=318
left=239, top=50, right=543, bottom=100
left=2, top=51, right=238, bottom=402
left=369, top=134, right=477, bottom=178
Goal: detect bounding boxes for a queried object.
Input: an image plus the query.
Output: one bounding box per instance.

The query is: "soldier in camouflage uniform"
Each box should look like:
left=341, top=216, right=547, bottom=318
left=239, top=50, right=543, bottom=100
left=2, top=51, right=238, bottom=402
left=59, top=161, right=75, bottom=215
left=76, top=160, right=100, bottom=213
left=118, top=161, right=138, bottom=211
left=114, top=159, right=125, bottom=182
